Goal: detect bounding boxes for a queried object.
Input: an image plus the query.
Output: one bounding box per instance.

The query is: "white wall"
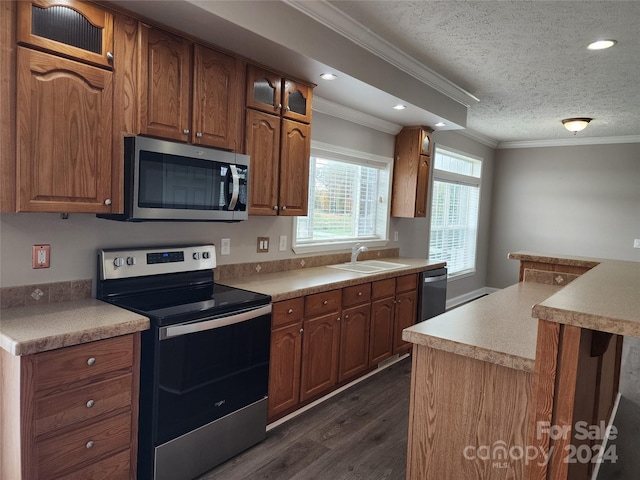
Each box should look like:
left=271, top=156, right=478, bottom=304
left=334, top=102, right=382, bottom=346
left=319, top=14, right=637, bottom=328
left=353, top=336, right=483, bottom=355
left=487, top=142, right=640, bottom=288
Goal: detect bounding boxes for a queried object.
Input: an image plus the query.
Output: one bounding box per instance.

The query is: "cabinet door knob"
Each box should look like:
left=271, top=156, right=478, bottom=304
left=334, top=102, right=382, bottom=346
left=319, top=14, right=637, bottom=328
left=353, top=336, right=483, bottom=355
left=87, top=357, right=96, bottom=366
left=281, top=206, right=287, bottom=211
left=106, top=52, right=114, bottom=62
left=286, top=106, right=291, bottom=111
left=358, top=291, right=362, bottom=296
left=278, top=103, right=282, bottom=109
left=86, top=441, right=94, bottom=449
left=273, top=205, right=279, bottom=211
left=104, top=198, right=112, bottom=206
left=300, top=328, right=303, bottom=333
left=337, top=317, right=341, bottom=322
left=183, top=129, right=190, bottom=135
left=323, top=300, right=328, bottom=305
left=86, top=399, right=95, bottom=408
left=196, top=132, right=203, bottom=138
left=288, top=308, right=293, bottom=314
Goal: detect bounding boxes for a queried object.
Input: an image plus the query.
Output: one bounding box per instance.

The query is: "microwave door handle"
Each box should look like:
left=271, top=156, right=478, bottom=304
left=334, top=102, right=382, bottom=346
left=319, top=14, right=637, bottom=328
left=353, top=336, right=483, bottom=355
left=227, top=165, right=239, bottom=211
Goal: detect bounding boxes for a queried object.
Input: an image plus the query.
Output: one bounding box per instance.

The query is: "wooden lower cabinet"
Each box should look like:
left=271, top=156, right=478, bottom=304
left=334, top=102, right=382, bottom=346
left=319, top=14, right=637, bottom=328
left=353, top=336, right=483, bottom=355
left=0, top=333, right=141, bottom=480
left=267, top=272, right=422, bottom=422
left=300, top=312, right=341, bottom=402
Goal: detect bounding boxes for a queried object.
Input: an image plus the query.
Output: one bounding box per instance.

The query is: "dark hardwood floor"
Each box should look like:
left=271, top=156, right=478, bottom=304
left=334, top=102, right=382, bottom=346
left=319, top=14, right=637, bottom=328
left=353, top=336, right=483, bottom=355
left=198, top=357, right=412, bottom=480
left=195, top=336, right=640, bottom=480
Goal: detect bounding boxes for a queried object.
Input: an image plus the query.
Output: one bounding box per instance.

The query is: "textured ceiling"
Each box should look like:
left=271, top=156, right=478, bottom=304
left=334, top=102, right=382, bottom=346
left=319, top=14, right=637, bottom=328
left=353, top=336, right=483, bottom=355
left=329, top=0, right=640, bottom=143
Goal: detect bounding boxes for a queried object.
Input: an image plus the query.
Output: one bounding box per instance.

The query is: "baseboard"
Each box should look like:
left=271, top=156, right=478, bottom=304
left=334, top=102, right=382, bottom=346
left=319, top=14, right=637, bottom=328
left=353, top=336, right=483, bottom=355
left=446, top=287, right=499, bottom=310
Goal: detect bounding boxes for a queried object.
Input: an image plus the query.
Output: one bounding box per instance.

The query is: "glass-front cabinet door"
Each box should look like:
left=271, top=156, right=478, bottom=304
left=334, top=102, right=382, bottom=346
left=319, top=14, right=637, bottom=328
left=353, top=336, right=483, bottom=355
left=246, top=65, right=282, bottom=115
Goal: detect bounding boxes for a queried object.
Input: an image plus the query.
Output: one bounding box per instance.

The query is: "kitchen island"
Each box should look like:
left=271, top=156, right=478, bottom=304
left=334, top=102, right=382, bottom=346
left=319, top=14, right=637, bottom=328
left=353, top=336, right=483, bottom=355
left=403, top=252, right=640, bottom=480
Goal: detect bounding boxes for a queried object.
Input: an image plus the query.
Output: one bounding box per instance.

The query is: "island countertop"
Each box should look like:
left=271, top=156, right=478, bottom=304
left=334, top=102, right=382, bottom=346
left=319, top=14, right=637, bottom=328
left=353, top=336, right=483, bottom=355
left=220, top=257, right=445, bottom=302
left=0, top=298, right=149, bottom=356
left=402, top=282, right=562, bottom=372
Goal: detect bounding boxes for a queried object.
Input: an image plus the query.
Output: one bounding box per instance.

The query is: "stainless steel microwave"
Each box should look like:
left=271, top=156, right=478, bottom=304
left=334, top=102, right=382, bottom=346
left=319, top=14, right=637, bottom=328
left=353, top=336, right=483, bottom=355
left=98, top=136, right=249, bottom=222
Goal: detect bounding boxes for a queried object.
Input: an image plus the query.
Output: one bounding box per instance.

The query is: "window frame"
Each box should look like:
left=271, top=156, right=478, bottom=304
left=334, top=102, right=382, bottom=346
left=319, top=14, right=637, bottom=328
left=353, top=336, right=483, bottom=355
left=292, top=140, right=393, bottom=255
left=427, top=144, right=483, bottom=279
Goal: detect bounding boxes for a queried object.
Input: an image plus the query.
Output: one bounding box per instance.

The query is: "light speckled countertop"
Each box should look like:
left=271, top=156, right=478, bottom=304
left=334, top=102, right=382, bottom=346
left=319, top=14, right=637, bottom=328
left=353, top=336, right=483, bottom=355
left=403, top=282, right=562, bottom=372
left=0, top=298, right=149, bottom=356
left=532, top=260, right=640, bottom=337
left=220, top=257, right=446, bottom=302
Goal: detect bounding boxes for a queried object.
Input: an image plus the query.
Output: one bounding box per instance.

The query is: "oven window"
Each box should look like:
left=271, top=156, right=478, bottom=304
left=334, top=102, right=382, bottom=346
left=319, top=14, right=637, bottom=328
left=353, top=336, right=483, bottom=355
left=138, top=151, right=247, bottom=211
left=155, top=313, right=270, bottom=445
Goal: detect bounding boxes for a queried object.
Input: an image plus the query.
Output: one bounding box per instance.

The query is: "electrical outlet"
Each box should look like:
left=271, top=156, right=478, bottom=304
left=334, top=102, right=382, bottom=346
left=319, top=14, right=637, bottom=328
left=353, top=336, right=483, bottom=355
left=634, top=239, right=640, bottom=249
left=220, top=238, right=230, bottom=255
left=32, top=244, right=50, bottom=269
left=279, top=235, right=287, bottom=252
left=257, top=237, right=269, bottom=253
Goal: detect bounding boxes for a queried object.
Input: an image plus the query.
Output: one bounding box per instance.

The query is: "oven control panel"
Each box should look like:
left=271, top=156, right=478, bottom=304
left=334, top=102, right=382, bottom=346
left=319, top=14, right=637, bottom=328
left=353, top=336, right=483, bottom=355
left=99, top=245, right=217, bottom=280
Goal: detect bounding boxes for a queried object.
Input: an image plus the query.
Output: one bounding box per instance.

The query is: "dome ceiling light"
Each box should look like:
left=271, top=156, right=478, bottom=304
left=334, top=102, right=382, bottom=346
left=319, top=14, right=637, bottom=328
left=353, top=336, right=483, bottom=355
left=562, top=117, right=592, bottom=134
left=587, top=39, right=617, bottom=50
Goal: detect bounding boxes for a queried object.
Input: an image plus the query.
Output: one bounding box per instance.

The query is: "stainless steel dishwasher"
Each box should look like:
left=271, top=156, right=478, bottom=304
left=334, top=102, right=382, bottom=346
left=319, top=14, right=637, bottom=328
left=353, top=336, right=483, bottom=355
left=419, top=267, right=448, bottom=321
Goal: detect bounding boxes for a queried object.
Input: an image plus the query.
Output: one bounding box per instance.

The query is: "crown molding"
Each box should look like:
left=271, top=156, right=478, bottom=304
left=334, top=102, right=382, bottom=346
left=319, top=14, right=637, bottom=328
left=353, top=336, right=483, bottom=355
left=455, top=129, right=500, bottom=149
left=313, top=96, right=402, bottom=135
left=285, top=0, right=479, bottom=108
left=497, top=135, right=640, bottom=149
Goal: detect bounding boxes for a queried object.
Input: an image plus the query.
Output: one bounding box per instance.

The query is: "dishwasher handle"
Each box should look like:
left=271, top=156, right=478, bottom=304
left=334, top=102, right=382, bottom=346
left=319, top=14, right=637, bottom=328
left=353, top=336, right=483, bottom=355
left=423, top=274, right=447, bottom=283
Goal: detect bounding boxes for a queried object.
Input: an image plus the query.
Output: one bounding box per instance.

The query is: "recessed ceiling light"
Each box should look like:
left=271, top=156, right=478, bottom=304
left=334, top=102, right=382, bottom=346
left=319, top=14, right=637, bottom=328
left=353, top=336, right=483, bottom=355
left=435, top=122, right=446, bottom=127
left=393, top=104, right=406, bottom=110
left=320, top=73, right=337, bottom=80
left=587, top=39, right=617, bottom=50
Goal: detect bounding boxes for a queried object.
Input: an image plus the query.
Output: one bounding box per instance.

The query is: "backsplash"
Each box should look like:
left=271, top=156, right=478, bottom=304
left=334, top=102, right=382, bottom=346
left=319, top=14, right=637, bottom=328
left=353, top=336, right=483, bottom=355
left=215, top=248, right=399, bottom=281
left=0, top=279, right=92, bottom=309
left=0, top=248, right=400, bottom=309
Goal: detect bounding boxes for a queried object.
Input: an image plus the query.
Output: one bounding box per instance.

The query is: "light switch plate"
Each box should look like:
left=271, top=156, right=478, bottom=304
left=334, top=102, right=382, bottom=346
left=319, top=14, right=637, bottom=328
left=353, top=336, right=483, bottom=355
left=220, top=238, right=230, bottom=255
left=279, top=235, right=287, bottom=252
left=257, top=237, right=269, bottom=253
left=634, top=239, right=640, bottom=249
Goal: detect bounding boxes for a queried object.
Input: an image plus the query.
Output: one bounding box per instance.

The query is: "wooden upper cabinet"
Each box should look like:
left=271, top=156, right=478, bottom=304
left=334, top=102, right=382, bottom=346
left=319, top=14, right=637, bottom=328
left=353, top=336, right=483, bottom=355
left=246, top=109, right=280, bottom=215
left=391, top=125, right=433, bottom=218
left=138, top=26, right=243, bottom=149
left=16, top=47, right=114, bottom=213
left=246, top=65, right=313, bottom=124
left=246, top=66, right=282, bottom=116
left=279, top=119, right=310, bottom=216
left=17, top=0, right=114, bottom=69
left=192, top=44, right=243, bottom=150
left=138, top=26, right=191, bottom=142
left=282, top=79, right=313, bottom=123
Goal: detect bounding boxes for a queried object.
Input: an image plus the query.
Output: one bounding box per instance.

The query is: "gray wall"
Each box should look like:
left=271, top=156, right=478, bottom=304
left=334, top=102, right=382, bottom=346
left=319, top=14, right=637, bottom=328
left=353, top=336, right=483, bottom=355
left=487, top=142, right=640, bottom=288
left=0, top=113, right=399, bottom=288
left=396, top=130, right=496, bottom=300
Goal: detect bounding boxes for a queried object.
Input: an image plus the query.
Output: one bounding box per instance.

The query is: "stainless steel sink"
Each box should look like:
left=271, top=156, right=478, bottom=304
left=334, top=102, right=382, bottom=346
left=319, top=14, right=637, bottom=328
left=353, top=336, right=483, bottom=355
left=327, top=260, right=409, bottom=274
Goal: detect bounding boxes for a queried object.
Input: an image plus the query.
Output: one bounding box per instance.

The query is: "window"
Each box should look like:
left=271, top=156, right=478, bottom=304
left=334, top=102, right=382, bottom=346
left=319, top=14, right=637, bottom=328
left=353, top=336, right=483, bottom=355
left=428, top=147, right=482, bottom=277
left=293, top=141, right=392, bottom=253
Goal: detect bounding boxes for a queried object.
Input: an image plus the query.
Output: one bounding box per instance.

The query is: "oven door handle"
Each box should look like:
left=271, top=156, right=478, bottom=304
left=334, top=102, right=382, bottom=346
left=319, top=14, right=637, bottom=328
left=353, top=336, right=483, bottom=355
left=159, top=304, right=272, bottom=340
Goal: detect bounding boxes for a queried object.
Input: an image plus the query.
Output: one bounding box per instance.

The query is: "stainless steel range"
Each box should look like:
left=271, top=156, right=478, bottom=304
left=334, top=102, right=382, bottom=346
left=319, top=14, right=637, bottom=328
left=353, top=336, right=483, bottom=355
left=97, top=245, right=271, bottom=480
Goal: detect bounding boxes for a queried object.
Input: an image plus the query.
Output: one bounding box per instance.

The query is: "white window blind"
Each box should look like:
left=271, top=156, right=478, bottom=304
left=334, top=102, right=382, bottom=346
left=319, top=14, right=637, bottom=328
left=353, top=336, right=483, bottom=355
left=294, top=142, right=391, bottom=252
left=429, top=147, right=482, bottom=277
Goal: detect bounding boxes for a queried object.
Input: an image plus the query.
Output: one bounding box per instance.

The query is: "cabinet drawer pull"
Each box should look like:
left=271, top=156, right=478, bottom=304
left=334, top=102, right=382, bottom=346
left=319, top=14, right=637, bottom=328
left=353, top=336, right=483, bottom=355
left=86, top=441, right=94, bottom=449
left=288, top=308, right=294, bottom=314
left=358, top=291, right=362, bottom=296
left=87, top=357, right=96, bottom=366
left=86, top=399, right=95, bottom=408
left=323, top=300, right=328, bottom=305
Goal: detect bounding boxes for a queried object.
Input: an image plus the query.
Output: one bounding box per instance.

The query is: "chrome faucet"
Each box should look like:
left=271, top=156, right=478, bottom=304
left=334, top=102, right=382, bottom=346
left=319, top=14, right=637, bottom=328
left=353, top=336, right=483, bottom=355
left=350, top=243, right=368, bottom=263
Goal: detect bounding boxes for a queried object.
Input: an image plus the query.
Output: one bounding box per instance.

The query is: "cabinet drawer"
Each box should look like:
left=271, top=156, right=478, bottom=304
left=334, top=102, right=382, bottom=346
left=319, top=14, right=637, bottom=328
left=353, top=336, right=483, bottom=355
left=34, top=373, right=133, bottom=437
left=372, top=278, right=396, bottom=300
left=33, top=335, right=133, bottom=392
left=342, top=283, right=371, bottom=308
left=34, top=412, right=131, bottom=479
left=272, top=298, right=304, bottom=329
left=53, top=449, right=130, bottom=480
left=396, top=274, right=418, bottom=293
left=304, top=289, right=341, bottom=318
